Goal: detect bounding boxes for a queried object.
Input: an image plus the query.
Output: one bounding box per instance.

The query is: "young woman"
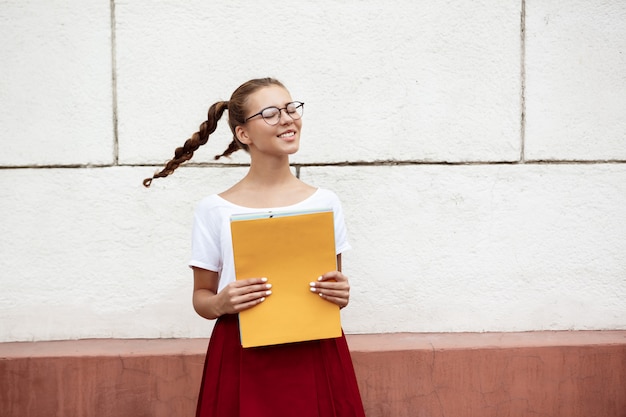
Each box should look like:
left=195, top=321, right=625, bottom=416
left=144, top=78, right=365, bottom=417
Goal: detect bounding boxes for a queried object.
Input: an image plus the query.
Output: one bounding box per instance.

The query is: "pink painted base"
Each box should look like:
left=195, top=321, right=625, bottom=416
left=1, top=331, right=625, bottom=417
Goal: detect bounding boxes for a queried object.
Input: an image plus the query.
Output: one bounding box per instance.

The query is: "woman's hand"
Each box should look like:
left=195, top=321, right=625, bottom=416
left=309, top=270, right=351, bottom=309
left=216, top=278, right=272, bottom=315
left=192, top=267, right=271, bottom=320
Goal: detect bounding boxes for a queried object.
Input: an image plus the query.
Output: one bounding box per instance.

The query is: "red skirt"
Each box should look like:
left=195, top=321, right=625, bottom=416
left=195, top=314, right=366, bottom=417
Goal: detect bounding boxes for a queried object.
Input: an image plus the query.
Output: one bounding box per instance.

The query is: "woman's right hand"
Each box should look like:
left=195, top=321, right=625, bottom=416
left=215, top=278, right=272, bottom=314
left=192, top=267, right=271, bottom=320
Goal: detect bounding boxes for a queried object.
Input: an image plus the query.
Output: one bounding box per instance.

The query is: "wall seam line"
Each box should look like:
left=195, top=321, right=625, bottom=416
left=520, top=0, right=527, bottom=163
left=2, top=160, right=626, bottom=171
left=110, top=0, right=119, bottom=165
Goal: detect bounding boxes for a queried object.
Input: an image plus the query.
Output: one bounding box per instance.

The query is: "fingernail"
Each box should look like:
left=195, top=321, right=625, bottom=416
left=260, top=297, right=265, bottom=302
left=261, top=277, right=268, bottom=282
left=317, top=276, right=323, bottom=281
left=318, top=292, right=324, bottom=297
left=266, top=284, right=272, bottom=289
left=309, top=282, right=316, bottom=287
left=309, top=287, right=316, bottom=292
left=266, top=290, right=272, bottom=296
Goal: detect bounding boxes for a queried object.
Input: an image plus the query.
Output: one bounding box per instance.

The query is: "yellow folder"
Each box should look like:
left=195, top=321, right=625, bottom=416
left=230, top=208, right=341, bottom=348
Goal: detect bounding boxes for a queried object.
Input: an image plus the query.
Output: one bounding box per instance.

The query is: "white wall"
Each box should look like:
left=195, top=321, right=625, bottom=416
left=1, top=0, right=624, bottom=342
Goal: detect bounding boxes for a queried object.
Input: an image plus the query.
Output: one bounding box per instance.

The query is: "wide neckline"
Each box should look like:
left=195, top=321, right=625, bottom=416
left=214, top=188, right=321, bottom=211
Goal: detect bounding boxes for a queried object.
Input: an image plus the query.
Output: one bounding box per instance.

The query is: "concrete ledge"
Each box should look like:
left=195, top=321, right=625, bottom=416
left=1, top=331, right=625, bottom=417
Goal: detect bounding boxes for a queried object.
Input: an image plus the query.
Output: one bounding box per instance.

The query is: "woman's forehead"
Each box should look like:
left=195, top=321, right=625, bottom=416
left=247, top=85, right=292, bottom=108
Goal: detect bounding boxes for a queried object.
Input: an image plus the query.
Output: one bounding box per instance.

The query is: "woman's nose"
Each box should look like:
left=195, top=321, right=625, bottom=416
left=278, top=109, right=293, bottom=124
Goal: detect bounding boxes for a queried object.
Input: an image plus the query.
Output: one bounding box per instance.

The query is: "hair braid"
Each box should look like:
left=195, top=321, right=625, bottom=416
left=214, top=139, right=241, bottom=160
left=143, top=77, right=287, bottom=187
left=142, top=101, right=228, bottom=187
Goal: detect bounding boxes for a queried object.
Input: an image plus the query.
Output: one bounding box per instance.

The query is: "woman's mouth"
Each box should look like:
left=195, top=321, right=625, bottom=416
left=278, top=130, right=296, bottom=139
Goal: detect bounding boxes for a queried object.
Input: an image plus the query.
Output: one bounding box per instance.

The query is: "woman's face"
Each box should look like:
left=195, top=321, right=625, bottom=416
left=236, top=85, right=303, bottom=158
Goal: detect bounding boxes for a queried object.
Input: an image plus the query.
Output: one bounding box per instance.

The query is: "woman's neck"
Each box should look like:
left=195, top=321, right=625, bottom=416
left=220, top=158, right=315, bottom=208
left=245, top=156, right=296, bottom=187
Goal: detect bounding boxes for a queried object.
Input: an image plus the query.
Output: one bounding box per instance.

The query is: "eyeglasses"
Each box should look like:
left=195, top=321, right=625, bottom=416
left=244, top=101, right=304, bottom=126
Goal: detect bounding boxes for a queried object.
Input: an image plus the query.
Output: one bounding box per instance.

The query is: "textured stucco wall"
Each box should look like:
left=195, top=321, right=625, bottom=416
left=1, top=0, right=625, bottom=342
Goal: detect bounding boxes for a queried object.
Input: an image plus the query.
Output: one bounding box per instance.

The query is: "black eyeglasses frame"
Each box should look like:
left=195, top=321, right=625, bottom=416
left=244, top=101, right=305, bottom=125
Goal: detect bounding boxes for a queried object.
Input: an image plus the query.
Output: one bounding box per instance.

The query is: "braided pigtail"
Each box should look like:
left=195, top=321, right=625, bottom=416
left=143, top=101, right=229, bottom=187
left=143, top=77, right=287, bottom=187
left=214, top=139, right=242, bottom=160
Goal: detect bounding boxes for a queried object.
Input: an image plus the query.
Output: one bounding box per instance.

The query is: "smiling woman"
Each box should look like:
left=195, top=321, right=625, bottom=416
left=143, top=78, right=366, bottom=417
left=231, top=84, right=304, bottom=164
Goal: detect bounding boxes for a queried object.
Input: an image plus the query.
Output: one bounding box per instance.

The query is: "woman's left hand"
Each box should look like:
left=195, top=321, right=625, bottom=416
left=309, top=270, right=350, bottom=308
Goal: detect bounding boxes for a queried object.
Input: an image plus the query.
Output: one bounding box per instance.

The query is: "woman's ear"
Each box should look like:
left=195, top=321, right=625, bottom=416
left=235, top=125, right=251, bottom=145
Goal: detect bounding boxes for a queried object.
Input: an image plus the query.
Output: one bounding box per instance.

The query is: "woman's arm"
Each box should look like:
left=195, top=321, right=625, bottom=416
left=192, top=267, right=272, bottom=320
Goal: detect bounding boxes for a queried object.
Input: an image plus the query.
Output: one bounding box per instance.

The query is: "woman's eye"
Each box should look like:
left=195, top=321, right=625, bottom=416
left=262, top=108, right=279, bottom=118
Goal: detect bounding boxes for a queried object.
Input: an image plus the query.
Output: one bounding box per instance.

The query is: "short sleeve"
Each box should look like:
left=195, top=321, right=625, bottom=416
left=327, top=191, right=351, bottom=255
left=189, top=199, right=222, bottom=273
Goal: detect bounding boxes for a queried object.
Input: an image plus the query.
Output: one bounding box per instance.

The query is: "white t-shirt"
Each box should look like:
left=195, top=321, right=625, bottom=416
left=189, top=188, right=351, bottom=292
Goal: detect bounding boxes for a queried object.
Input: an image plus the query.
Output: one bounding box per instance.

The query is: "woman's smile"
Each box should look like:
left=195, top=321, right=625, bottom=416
left=278, top=129, right=297, bottom=141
